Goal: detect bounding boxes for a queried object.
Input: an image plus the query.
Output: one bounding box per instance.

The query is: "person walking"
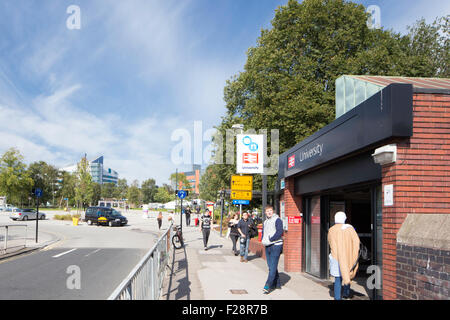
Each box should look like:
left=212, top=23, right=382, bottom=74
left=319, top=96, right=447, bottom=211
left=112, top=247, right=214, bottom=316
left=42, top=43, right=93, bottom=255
left=328, top=211, right=360, bottom=300
left=200, top=209, right=212, bottom=250
left=261, top=205, right=284, bottom=294
left=157, top=211, right=163, bottom=230
left=228, top=213, right=240, bottom=256
left=237, top=212, right=253, bottom=262
left=185, top=206, right=192, bottom=227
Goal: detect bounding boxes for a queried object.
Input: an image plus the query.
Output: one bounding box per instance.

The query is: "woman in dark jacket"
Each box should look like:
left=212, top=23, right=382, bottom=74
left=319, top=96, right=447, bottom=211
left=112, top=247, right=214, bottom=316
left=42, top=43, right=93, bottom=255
left=228, top=213, right=240, bottom=256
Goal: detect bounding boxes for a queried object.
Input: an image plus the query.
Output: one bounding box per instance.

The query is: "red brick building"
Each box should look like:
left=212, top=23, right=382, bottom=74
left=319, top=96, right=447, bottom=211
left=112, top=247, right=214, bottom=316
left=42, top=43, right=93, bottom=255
left=276, top=76, right=450, bottom=300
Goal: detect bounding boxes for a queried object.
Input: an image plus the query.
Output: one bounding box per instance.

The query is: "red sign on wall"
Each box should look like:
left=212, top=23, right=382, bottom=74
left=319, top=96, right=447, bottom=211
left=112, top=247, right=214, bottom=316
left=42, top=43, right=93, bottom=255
left=311, top=216, right=321, bottom=224
left=288, top=155, right=295, bottom=168
left=288, top=216, right=302, bottom=224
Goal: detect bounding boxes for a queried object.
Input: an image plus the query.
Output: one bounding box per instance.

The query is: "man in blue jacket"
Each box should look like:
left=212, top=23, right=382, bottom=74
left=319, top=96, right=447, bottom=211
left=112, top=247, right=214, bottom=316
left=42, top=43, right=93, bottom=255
left=261, top=205, right=284, bottom=294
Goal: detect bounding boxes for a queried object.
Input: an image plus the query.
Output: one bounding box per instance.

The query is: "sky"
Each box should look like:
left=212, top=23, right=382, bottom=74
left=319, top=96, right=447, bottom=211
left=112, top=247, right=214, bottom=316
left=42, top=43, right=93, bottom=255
left=0, top=0, right=448, bottom=186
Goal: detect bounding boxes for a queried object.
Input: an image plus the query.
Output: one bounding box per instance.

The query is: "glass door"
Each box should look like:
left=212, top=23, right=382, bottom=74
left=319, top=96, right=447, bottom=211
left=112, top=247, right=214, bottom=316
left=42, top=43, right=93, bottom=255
left=305, top=196, right=321, bottom=277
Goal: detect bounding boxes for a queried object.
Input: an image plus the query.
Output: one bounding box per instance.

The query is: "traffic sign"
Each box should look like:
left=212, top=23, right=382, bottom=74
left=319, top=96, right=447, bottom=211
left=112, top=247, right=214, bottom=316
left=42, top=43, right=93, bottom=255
left=177, top=190, right=188, bottom=199
left=230, top=190, right=252, bottom=200
left=35, top=188, right=43, bottom=198
left=231, top=175, right=253, bottom=191
left=232, top=200, right=249, bottom=205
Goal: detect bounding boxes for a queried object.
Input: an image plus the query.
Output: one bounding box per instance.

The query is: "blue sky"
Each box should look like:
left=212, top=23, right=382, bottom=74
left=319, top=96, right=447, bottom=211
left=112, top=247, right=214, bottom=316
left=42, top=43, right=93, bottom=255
left=0, top=0, right=448, bottom=186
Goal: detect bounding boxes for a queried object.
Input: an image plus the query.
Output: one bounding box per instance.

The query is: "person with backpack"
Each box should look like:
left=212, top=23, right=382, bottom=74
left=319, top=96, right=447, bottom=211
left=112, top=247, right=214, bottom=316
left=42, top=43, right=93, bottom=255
left=200, top=209, right=212, bottom=250
left=237, top=212, right=253, bottom=262
left=261, top=205, right=284, bottom=294
left=328, top=211, right=360, bottom=300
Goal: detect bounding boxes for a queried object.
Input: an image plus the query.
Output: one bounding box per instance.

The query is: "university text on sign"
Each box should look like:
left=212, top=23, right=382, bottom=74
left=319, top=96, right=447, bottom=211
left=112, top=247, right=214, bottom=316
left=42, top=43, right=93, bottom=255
left=236, top=134, right=264, bottom=174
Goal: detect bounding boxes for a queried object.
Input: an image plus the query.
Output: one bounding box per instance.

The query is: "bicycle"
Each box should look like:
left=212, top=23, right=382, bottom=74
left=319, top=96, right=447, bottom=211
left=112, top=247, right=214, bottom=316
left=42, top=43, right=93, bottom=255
left=172, top=225, right=184, bottom=249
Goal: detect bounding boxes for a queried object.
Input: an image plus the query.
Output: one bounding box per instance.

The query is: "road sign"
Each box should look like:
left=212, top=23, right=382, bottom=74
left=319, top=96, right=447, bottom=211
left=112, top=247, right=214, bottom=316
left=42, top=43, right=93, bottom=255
left=177, top=190, right=188, bottom=199
left=230, top=190, right=252, bottom=200
left=232, top=200, right=250, bottom=205
left=35, top=188, right=42, bottom=198
left=231, top=175, right=253, bottom=191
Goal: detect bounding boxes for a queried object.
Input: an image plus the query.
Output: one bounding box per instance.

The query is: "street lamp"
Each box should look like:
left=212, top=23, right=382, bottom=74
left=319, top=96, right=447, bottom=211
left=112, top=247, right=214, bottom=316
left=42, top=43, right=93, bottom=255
left=231, top=124, right=244, bottom=218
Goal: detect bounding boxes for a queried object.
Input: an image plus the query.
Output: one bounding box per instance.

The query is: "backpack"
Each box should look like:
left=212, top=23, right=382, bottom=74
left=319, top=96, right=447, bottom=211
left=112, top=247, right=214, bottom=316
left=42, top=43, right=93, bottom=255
left=249, top=223, right=258, bottom=238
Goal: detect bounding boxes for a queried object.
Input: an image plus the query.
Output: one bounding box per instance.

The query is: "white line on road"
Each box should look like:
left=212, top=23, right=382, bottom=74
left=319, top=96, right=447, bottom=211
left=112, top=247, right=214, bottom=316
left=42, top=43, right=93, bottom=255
left=52, top=248, right=77, bottom=258
left=84, top=249, right=101, bottom=257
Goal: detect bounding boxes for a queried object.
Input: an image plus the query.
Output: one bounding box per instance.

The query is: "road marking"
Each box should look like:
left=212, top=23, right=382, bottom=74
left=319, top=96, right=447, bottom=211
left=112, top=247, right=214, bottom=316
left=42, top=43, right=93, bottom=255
left=52, top=248, right=77, bottom=258
left=84, top=249, right=101, bottom=257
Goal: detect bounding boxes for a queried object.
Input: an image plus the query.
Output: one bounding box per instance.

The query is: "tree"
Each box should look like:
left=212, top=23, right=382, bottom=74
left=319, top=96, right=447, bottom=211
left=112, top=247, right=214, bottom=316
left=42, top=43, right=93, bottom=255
left=204, top=0, right=449, bottom=203
left=92, top=182, right=102, bottom=206
left=127, top=180, right=142, bottom=208
left=56, top=171, right=77, bottom=207
left=0, top=148, right=34, bottom=207
left=169, top=172, right=192, bottom=192
left=114, top=178, right=128, bottom=200
left=154, top=187, right=173, bottom=204
left=28, top=161, right=59, bottom=206
left=141, top=178, right=158, bottom=203
left=74, top=156, right=94, bottom=210
left=101, top=182, right=116, bottom=199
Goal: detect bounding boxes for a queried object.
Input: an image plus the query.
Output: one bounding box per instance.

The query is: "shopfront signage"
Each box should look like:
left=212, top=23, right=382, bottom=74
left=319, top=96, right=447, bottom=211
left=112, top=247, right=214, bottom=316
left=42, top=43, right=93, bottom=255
left=280, top=84, right=413, bottom=179
left=288, top=216, right=302, bottom=224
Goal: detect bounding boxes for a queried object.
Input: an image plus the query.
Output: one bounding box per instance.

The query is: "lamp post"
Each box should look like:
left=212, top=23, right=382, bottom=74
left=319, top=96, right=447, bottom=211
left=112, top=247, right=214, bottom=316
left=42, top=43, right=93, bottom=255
left=231, top=124, right=244, bottom=218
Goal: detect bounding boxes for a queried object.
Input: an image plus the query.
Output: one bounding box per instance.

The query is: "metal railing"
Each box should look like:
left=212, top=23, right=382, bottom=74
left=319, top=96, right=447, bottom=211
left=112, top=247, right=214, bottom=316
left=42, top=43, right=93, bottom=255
left=107, top=222, right=174, bottom=300
left=0, top=224, right=27, bottom=255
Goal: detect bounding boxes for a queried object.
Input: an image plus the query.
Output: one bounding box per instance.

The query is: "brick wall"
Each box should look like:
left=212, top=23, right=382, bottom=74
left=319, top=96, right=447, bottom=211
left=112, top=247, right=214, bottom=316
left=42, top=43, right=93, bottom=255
left=283, top=177, right=303, bottom=272
left=396, top=244, right=450, bottom=300
left=381, top=92, right=450, bottom=299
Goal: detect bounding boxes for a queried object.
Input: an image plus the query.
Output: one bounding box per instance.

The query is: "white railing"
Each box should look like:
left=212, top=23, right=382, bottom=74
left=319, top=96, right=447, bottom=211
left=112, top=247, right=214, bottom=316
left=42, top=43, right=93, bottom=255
left=0, top=224, right=27, bottom=255
left=107, top=222, right=174, bottom=300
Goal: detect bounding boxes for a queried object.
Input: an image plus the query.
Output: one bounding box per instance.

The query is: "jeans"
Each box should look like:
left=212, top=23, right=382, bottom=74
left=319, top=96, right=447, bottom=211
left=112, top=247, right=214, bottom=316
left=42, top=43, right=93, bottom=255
left=157, top=219, right=162, bottom=230
left=202, top=229, right=210, bottom=247
left=230, top=235, right=239, bottom=254
left=240, top=237, right=250, bottom=260
left=186, top=215, right=191, bottom=226
left=265, top=244, right=282, bottom=289
left=334, top=276, right=350, bottom=300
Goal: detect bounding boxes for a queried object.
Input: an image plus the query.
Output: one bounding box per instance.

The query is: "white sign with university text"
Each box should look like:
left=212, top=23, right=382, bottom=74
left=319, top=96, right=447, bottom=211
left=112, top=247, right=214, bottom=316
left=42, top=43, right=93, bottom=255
left=236, top=134, right=264, bottom=174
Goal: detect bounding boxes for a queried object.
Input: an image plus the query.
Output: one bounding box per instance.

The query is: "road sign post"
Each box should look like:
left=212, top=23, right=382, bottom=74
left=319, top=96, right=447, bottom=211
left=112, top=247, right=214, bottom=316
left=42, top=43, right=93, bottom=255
left=33, top=188, right=42, bottom=243
left=177, top=190, right=188, bottom=234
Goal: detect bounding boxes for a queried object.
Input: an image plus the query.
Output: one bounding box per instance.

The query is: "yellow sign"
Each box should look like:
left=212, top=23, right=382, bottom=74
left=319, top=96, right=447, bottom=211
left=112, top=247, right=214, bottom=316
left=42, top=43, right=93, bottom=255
left=231, top=190, right=252, bottom=200
left=231, top=175, right=253, bottom=191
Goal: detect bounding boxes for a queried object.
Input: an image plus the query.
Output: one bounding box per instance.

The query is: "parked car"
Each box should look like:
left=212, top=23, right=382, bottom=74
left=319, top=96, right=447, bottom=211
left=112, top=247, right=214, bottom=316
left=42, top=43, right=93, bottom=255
left=10, top=208, right=46, bottom=221
left=85, top=206, right=128, bottom=227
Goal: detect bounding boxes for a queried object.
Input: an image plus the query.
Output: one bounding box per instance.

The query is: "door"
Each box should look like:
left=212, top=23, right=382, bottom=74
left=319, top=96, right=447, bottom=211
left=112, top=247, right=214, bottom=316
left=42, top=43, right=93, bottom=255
left=371, top=185, right=383, bottom=300
left=305, top=196, right=322, bottom=277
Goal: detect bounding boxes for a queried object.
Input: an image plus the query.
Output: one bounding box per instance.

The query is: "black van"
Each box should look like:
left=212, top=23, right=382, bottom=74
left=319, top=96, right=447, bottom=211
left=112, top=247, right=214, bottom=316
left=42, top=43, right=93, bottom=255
left=85, top=206, right=128, bottom=227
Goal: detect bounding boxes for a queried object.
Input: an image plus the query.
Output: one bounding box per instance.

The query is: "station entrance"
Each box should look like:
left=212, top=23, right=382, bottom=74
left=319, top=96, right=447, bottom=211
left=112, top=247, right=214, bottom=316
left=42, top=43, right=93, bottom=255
left=303, top=182, right=383, bottom=299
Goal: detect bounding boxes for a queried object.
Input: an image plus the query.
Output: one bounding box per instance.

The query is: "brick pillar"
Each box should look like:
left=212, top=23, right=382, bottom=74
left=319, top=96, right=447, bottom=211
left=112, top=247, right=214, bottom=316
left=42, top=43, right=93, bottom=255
left=283, top=177, right=303, bottom=272
left=381, top=92, right=450, bottom=300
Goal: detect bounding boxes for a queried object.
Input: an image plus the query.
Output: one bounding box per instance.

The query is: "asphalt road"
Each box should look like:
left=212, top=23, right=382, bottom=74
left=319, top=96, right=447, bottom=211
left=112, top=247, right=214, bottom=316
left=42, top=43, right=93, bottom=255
left=0, top=246, right=146, bottom=299
left=0, top=210, right=167, bottom=299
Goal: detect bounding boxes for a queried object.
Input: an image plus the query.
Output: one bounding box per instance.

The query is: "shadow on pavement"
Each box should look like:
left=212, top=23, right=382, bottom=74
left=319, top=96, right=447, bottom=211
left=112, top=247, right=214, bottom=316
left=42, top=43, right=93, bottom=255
left=163, top=246, right=191, bottom=300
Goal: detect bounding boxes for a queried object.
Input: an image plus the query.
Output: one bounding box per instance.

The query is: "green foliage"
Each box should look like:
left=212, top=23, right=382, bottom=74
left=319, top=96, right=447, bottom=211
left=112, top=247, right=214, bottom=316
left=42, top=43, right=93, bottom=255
left=141, top=178, right=158, bottom=203
left=127, top=180, right=143, bottom=207
left=74, top=156, right=94, bottom=209
left=202, top=0, right=449, bottom=204
left=154, top=186, right=174, bottom=203
left=54, top=213, right=81, bottom=220
left=28, top=161, right=59, bottom=206
left=0, top=148, right=34, bottom=206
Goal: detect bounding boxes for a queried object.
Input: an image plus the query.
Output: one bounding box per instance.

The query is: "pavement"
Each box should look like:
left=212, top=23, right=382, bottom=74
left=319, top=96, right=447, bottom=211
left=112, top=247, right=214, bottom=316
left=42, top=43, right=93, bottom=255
left=160, top=221, right=370, bottom=300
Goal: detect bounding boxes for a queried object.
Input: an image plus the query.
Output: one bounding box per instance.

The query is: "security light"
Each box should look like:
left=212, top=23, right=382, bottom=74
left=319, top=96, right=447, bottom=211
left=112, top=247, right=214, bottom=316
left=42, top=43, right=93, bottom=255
left=372, top=144, right=397, bottom=165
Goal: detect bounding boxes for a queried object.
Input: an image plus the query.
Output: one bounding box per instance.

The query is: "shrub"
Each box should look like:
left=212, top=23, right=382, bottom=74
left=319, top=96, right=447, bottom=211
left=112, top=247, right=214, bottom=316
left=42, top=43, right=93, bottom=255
left=53, top=214, right=81, bottom=221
